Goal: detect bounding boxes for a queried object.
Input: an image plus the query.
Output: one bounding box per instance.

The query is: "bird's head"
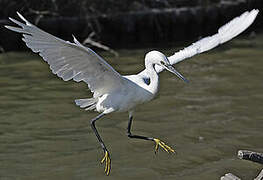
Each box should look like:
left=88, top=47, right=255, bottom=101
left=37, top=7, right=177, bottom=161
left=145, top=51, right=189, bottom=83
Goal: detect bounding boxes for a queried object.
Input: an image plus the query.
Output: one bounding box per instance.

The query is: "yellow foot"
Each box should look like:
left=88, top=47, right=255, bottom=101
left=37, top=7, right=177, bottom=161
left=101, top=150, right=111, bottom=175
left=153, top=138, right=175, bottom=154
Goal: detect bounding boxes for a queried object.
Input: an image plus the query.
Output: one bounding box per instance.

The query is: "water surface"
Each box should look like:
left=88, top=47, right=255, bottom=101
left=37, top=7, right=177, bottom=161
left=0, top=35, right=263, bottom=180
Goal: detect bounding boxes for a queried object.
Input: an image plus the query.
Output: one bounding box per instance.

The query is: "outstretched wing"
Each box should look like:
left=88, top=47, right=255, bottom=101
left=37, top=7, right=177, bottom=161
left=5, top=12, right=126, bottom=98
left=155, top=9, right=259, bottom=73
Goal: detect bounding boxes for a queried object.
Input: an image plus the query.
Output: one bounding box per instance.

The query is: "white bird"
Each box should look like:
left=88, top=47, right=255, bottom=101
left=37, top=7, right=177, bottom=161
left=5, top=9, right=259, bottom=175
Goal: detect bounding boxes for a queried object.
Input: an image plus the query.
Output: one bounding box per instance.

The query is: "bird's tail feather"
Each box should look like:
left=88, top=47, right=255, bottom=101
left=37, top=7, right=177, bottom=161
left=75, top=98, right=98, bottom=111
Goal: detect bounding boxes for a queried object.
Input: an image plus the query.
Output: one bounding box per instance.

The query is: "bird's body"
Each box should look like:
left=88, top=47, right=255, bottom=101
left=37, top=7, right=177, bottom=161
left=77, top=51, right=165, bottom=114
left=5, top=9, right=259, bottom=175
left=89, top=74, right=156, bottom=113
left=104, top=74, right=157, bottom=112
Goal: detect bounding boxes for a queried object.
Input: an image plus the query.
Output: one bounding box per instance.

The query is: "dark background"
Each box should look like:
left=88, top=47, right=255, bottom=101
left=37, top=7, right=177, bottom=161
left=0, top=0, right=262, bottom=51
left=0, top=0, right=224, bottom=18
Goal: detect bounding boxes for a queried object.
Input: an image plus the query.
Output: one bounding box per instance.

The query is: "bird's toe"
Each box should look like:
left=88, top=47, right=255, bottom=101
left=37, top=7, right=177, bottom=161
left=153, top=138, right=175, bottom=154
left=101, top=150, right=111, bottom=175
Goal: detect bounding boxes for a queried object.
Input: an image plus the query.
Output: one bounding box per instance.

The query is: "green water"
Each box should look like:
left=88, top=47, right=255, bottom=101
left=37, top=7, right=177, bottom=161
left=0, top=35, right=263, bottom=180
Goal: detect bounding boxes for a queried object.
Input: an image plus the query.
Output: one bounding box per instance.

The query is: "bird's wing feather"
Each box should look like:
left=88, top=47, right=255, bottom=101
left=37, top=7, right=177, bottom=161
left=155, top=9, right=259, bottom=73
left=5, top=12, right=126, bottom=98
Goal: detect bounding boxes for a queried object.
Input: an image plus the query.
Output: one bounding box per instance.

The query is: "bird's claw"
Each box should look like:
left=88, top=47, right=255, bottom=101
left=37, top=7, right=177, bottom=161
left=101, top=150, right=111, bottom=175
left=153, top=138, right=175, bottom=154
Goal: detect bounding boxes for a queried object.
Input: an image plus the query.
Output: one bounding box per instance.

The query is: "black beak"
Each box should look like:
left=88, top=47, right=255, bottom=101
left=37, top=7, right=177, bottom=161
left=163, top=64, right=189, bottom=83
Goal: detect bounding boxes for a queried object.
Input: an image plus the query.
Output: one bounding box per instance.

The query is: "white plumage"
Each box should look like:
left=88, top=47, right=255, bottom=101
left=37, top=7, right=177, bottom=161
left=6, top=13, right=127, bottom=100
left=153, top=9, right=259, bottom=73
left=5, top=9, right=259, bottom=175
left=5, top=10, right=259, bottom=113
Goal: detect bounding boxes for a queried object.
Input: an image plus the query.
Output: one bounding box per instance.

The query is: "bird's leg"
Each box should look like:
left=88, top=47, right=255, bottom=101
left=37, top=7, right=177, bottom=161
left=90, top=113, right=111, bottom=175
left=127, top=114, right=175, bottom=154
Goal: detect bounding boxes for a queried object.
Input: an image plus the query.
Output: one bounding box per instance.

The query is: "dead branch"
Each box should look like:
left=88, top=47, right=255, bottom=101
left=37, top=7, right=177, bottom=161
left=83, top=32, right=119, bottom=57
left=238, top=150, right=263, bottom=165
left=220, top=150, right=263, bottom=180
left=28, top=9, right=59, bottom=25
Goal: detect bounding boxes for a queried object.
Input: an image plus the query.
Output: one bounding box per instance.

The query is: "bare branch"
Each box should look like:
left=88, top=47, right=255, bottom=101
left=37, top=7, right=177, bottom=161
left=28, top=9, right=59, bottom=16
left=28, top=9, right=59, bottom=25
left=238, top=150, right=263, bottom=165
left=83, top=32, right=119, bottom=57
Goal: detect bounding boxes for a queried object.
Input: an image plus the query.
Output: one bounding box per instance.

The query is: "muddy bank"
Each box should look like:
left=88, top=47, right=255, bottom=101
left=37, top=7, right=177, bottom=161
left=1, top=0, right=262, bottom=51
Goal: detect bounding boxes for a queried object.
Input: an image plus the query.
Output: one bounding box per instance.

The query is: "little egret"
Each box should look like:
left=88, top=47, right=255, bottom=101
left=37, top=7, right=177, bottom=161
left=5, top=9, right=259, bottom=175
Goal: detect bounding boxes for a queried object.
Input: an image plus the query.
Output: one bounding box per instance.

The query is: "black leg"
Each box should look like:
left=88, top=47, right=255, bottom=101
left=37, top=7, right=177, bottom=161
left=90, top=113, right=111, bottom=175
left=127, top=114, right=154, bottom=141
left=126, top=113, right=175, bottom=154
left=90, top=113, right=107, bottom=150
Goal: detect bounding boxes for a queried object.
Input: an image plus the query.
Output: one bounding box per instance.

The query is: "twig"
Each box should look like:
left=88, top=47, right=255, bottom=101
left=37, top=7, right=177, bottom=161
left=28, top=9, right=59, bottom=16
left=238, top=150, right=263, bottom=165
left=83, top=32, right=119, bottom=57
left=28, top=9, right=59, bottom=25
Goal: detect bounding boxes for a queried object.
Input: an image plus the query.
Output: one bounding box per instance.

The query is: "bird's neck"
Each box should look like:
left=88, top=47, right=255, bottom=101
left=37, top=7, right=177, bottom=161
left=145, top=63, right=159, bottom=95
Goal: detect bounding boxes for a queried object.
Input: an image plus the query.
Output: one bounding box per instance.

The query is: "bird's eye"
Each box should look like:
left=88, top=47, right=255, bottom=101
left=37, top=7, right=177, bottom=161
left=160, top=61, right=165, bottom=65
